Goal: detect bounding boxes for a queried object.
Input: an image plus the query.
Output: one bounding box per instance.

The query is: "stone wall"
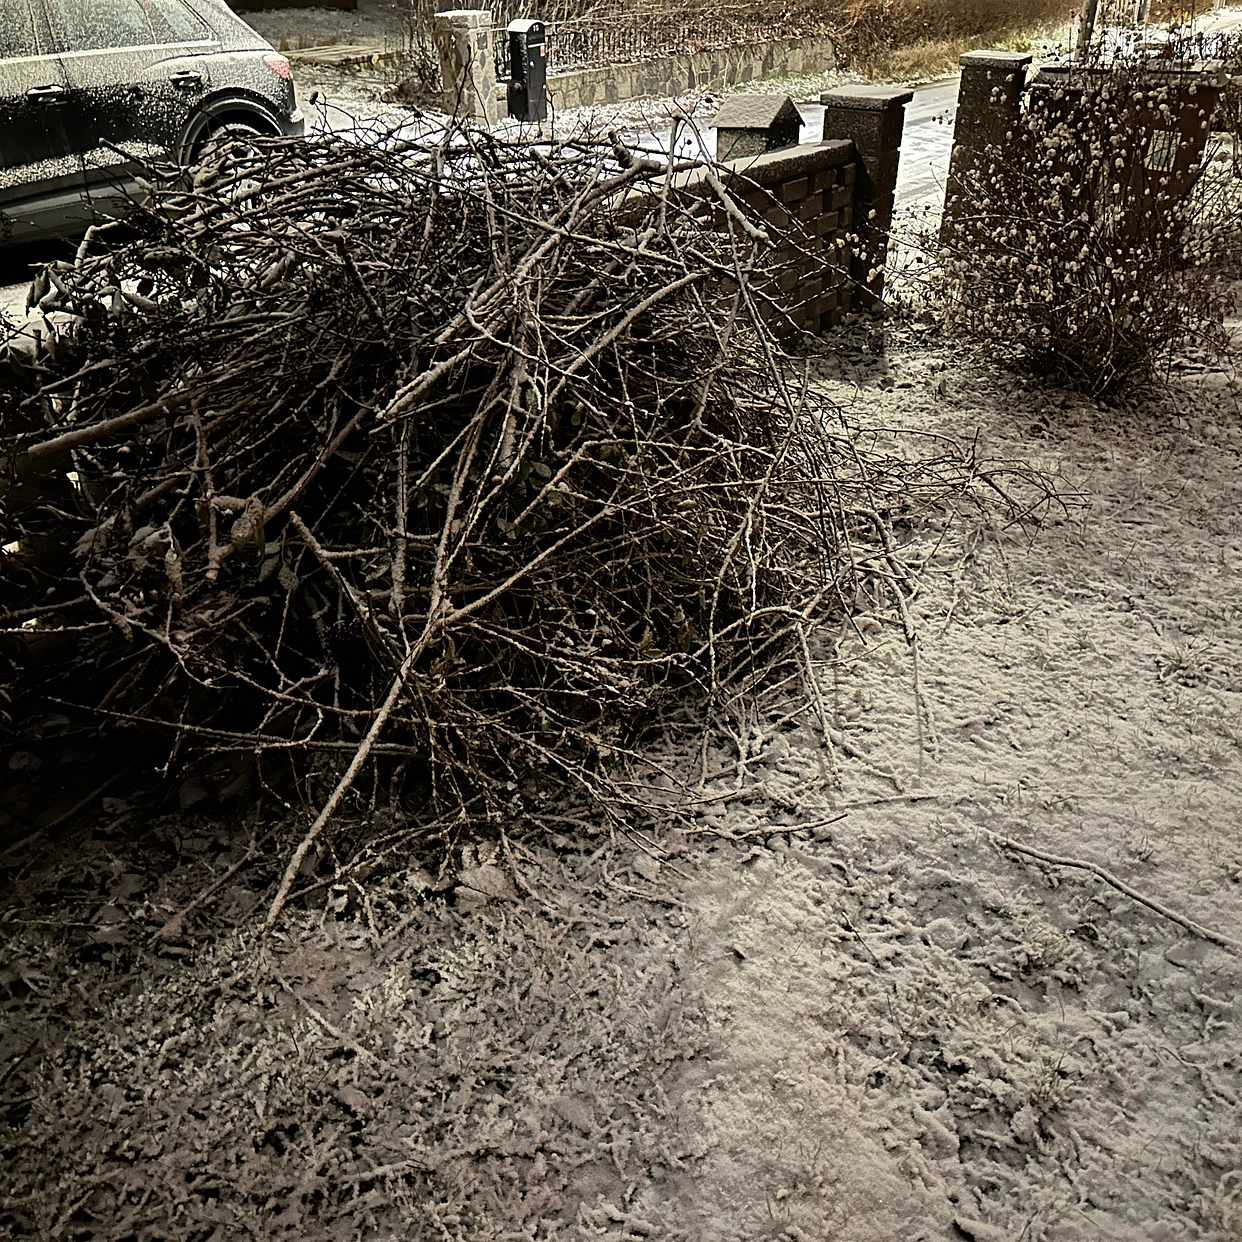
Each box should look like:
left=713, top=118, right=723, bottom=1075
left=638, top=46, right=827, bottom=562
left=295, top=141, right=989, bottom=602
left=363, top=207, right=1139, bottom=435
left=612, top=140, right=857, bottom=336
left=434, top=10, right=498, bottom=125
left=494, top=34, right=837, bottom=111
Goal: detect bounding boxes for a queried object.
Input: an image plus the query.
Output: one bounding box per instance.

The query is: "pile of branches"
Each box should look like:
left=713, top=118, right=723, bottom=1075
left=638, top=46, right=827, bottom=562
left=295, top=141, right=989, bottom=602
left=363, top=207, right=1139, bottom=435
left=1, top=122, right=1014, bottom=898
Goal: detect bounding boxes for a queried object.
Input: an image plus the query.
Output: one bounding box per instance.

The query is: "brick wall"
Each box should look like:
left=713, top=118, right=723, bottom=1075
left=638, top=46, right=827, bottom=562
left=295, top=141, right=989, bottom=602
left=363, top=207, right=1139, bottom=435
left=609, top=92, right=911, bottom=336
left=721, top=142, right=858, bottom=333
left=638, top=140, right=860, bottom=336
left=819, top=86, right=913, bottom=307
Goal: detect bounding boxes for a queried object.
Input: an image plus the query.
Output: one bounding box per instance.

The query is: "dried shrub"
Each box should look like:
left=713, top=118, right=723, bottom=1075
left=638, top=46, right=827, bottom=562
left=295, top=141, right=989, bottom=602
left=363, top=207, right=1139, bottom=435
left=385, top=0, right=444, bottom=101
left=936, top=48, right=1233, bottom=397
left=834, top=0, right=1077, bottom=74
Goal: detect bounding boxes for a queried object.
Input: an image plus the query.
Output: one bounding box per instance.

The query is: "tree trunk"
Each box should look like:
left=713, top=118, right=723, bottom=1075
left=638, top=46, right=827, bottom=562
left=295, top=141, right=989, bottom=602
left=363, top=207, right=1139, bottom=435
left=1075, top=0, right=1102, bottom=61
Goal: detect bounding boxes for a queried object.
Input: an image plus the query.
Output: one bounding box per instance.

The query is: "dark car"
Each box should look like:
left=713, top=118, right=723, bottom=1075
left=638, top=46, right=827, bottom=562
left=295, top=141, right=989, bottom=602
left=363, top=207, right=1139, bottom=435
left=0, top=0, right=304, bottom=243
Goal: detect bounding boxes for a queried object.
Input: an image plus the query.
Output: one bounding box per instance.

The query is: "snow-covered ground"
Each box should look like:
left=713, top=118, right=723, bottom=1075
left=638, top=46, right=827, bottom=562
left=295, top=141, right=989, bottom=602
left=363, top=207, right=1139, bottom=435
left=5, top=313, right=1241, bottom=1239
left=0, top=283, right=24, bottom=319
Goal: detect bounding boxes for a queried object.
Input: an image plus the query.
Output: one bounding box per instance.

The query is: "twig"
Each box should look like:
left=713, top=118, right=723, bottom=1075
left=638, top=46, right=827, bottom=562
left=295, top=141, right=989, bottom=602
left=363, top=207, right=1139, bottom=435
left=270, top=963, right=401, bottom=1071
left=993, top=832, right=1242, bottom=957
left=150, top=832, right=269, bottom=944
left=265, top=635, right=428, bottom=930
left=288, top=510, right=401, bottom=669
left=835, top=791, right=955, bottom=810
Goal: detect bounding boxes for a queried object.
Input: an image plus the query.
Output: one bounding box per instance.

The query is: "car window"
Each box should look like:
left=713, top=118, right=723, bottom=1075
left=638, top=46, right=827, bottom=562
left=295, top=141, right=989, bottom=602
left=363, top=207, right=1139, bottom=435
left=1, top=0, right=46, bottom=58
left=49, top=0, right=178, bottom=52
left=151, top=0, right=209, bottom=43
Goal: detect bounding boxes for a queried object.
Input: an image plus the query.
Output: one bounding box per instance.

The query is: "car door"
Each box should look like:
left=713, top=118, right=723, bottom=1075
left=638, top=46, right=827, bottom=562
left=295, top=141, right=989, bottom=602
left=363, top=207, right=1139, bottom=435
left=43, top=0, right=216, bottom=191
left=0, top=0, right=73, bottom=213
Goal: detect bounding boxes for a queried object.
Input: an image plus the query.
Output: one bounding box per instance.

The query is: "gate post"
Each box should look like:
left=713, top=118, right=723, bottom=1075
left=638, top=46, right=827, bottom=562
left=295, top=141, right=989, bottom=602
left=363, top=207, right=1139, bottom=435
left=432, top=9, right=497, bottom=126
left=820, top=85, right=913, bottom=307
left=940, top=50, right=1033, bottom=247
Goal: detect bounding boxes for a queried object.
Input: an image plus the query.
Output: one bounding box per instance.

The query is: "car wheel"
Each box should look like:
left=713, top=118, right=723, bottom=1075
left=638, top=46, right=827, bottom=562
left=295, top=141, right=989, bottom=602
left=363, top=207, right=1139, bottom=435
left=192, top=119, right=267, bottom=165
left=182, top=120, right=281, bottom=210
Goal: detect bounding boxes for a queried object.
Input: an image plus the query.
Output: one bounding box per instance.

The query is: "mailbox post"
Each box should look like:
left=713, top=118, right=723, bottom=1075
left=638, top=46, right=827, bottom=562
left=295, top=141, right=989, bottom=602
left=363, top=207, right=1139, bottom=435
left=507, top=19, right=548, bottom=123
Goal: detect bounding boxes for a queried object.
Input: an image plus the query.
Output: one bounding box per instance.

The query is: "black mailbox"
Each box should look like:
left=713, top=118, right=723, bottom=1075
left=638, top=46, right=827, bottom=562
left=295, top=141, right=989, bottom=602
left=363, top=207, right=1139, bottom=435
left=506, top=19, right=548, bottom=123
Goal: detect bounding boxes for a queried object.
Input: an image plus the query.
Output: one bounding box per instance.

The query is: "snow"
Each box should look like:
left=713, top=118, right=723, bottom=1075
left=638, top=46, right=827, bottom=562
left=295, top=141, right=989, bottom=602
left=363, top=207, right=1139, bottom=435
left=1, top=279, right=26, bottom=318
left=4, top=314, right=1240, bottom=1239
left=639, top=319, right=1242, bottom=1237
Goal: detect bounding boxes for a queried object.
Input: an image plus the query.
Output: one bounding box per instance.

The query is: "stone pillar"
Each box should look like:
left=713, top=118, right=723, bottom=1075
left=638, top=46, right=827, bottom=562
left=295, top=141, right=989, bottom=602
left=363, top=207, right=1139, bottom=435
left=940, top=50, right=1032, bottom=246
left=820, top=85, right=913, bottom=308
left=432, top=9, right=497, bottom=126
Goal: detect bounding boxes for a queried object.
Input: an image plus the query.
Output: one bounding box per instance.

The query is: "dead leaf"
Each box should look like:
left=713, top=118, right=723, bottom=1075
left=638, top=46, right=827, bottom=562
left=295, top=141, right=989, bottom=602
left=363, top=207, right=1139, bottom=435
left=551, top=1093, right=597, bottom=1135
left=111, top=872, right=144, bottom=901
left=336, top=1085, right=370, bottom=1114
left=457, top=862, right=515, bottom=901
left=178, top=776, right=211, bottom=811
left=632, top=853, right=661, bottom=883
left=93, top=905, right=129, bottom=945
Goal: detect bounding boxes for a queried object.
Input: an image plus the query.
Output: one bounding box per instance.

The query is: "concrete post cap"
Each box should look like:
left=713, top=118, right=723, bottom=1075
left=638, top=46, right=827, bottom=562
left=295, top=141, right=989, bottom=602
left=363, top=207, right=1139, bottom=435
left=1035, top=57, right=1226, bottom=87
left=958, top=50, right=1035, bottom=68
left=819, top=85, right=914, bottom=110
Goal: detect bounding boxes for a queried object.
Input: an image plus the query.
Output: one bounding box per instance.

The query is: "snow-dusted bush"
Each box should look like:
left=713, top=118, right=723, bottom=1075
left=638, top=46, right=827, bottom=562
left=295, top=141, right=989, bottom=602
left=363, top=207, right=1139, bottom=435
left=938, top=52, right=1233, bottom=397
